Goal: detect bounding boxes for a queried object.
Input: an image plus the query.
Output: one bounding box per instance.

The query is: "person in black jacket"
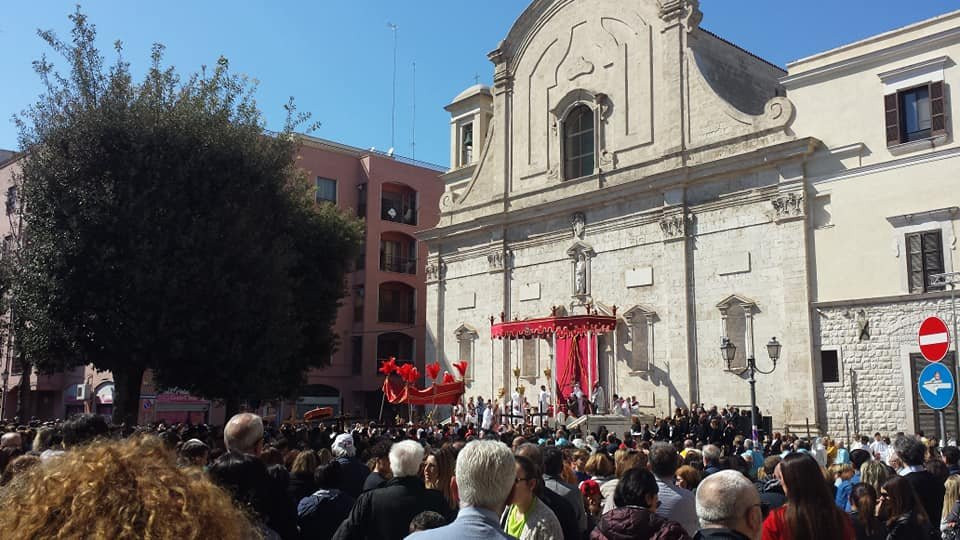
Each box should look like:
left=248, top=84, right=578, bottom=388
left=332, top=440, right=451, bottom=540
left=208, top=452, right=299, bottom=540
left=893, top=434, right=945, bottom=524
left=332, top=433, right=370, bottom=498
left=287, top=450, right=318, bottom=508
left=218, top=413, right=298, bottom=540
left=877, top=476, right=937, bottom=539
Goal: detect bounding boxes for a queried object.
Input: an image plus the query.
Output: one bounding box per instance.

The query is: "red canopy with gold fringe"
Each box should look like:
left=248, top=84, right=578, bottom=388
left=490, top=314, right=616, bottom=339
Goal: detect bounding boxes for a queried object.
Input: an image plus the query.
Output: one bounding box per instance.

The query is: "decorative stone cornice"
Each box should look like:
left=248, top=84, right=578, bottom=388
left=658, top=0, right=702, bottom=32
left=771, top=192, right=805, bottom=222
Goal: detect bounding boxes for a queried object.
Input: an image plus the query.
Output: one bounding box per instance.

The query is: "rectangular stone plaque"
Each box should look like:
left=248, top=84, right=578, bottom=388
left=625, top=267, right=654, bottom=288
left=635, top=390, right=655, bottom=408
left=717, top=252, right=751, bottom=276
left=458, top=292, right=476, bottom=310
left=519, top=283, right=541, bottom=302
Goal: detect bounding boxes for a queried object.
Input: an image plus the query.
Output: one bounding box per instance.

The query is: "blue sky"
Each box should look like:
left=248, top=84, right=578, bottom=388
left=1, top=1, right=957, bottom=168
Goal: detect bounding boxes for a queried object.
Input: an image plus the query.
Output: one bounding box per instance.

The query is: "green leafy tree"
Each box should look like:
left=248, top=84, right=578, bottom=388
left=12, top=8, right=361, bottom=424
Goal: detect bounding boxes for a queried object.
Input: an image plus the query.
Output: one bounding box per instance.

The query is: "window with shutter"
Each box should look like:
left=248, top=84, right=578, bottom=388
left=931, top=80, right=946, bottom=136
left=906, top=230, right=945, bottom=293
left=888, top=82, right=949, bottom=147
left=885, top=93, right=900, bottom=145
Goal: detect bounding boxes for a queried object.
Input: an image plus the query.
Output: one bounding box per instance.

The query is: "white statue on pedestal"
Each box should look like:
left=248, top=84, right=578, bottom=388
left=574, top=253, right=587, bottom=295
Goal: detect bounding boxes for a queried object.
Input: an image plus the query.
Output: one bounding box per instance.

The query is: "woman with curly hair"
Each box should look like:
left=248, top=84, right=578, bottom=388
left=0, top=436, right=258, bottom=539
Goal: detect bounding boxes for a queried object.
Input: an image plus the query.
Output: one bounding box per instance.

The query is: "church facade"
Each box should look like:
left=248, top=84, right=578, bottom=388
left=421, top=0, right=822, bottom=432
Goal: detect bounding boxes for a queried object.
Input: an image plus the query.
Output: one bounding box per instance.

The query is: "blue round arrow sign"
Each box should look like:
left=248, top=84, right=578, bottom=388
left=918, top=362, right=956, bottom=410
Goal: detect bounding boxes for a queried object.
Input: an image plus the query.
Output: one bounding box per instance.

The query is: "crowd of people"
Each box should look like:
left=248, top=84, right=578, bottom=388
left=0, top=406, right=956, bottom=539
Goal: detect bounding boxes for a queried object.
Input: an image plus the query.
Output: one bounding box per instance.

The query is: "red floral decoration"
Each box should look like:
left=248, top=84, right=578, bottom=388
left=406, top=367, right=420, bottom=384
left=379, top=357, right=398, bottom=376
left=442, top=372, right=456, bottom=384
left=453, top=361, right=469, bottom=377
left=426, top=362, right=441, bottom=381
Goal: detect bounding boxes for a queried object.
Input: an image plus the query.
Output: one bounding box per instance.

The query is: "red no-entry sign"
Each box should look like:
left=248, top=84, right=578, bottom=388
left=919, top=316, right=951, bottom=362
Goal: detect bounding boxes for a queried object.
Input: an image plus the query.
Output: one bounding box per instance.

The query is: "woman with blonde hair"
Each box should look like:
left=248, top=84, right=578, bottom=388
left=601, top=448, right=647, bottom=514
left=942, top=474, right=960, bottom=538
left=0, top=436, right=257, bottom=539
left=584, top=452, right=616, bottom=488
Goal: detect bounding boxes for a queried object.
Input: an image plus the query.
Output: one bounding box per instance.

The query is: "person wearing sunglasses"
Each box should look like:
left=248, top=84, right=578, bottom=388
left=502, top=455, right=563, bottom=539
left=876, top=476, right=936, bottom=539
left=591, top=468, right=691, bottom=540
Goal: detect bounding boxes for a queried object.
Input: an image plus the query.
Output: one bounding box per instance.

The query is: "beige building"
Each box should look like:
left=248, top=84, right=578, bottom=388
left=424, top=0, right=960, bottom=437
left=785, top=11, right=960, bottom=439
left=422, top=0, right=821, bottom=432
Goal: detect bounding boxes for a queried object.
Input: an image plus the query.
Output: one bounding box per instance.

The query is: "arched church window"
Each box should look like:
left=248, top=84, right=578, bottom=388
left=563, top=105, right=595, bottom=180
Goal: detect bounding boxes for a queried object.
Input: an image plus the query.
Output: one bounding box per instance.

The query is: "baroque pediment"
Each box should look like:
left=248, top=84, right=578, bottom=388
left=438, top=0, right=797, bottom=221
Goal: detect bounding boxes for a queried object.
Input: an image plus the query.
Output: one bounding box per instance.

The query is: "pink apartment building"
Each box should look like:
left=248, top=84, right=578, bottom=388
left=0, top=137, right=443, bottom=422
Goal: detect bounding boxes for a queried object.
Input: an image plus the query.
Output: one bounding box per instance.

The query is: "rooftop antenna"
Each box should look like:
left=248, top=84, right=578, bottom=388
left=411, top=60, right=417, bottom=160
left=387, top=22, right=399, bottom=154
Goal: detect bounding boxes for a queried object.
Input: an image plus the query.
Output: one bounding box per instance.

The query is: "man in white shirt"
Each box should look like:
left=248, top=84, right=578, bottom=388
left=539, top=385, right=551, bottom=415
left=481, top=406, right=494, bottom=431
left=869, top=432, right=889, bottom=459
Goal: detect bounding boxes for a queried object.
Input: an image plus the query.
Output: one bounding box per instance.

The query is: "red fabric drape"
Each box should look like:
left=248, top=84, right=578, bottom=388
left=555, top=335, right=594, bottom=403
left=382, top=378, right=466, bottom=405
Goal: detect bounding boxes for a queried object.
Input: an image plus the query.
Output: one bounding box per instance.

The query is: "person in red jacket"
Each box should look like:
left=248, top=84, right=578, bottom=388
left=762, top=452, right=854, bottom=540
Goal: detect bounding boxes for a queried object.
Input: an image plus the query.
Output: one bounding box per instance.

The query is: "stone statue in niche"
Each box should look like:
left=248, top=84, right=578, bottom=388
left=571, top=212, right=586, bottom=240
left=574, top=252, right=587, bottom=295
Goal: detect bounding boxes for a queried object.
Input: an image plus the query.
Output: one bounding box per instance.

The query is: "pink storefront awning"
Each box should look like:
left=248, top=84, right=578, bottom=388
left=490, top=315, right=616, bottom=339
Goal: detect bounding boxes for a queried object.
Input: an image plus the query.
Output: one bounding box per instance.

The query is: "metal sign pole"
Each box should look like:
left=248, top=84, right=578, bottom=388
left=941, top=410, right=948, bottom=446
left=930, top=272, right=960, bottom=440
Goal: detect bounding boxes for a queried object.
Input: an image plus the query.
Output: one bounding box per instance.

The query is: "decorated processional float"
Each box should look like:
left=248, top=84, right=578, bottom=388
left=377, top=356, right=468, bottom=423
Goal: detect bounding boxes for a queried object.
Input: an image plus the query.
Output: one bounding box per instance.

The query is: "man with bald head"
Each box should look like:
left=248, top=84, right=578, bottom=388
left=694, top=470, right=763, bottom=540
left=223, top=412, right=264, bottom=456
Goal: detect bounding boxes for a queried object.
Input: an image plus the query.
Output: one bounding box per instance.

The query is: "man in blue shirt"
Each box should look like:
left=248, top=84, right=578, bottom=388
left=409, top=440, right=516, bottom=540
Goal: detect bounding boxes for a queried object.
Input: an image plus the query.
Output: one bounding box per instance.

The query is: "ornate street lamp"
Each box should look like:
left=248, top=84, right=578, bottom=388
left=766, top=337, right=782, bottom=364
left=720, top=337, right=737, bottom=369
left=720, top=335, right=782, bottom=444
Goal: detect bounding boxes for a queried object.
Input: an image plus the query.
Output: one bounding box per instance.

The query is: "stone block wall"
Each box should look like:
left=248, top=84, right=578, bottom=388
left=815, top=295, right=958, bottom=438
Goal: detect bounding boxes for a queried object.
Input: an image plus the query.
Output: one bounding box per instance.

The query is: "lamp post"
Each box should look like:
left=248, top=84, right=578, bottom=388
left=720, top=336, right=782, bottom=444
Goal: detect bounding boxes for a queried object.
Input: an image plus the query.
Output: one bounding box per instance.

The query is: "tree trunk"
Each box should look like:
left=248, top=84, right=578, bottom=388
left=223, top=396, right=241, bottom=425
left=15, top=362, right=31, bottom=422
left=112, top=365, right=145, bottom=426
